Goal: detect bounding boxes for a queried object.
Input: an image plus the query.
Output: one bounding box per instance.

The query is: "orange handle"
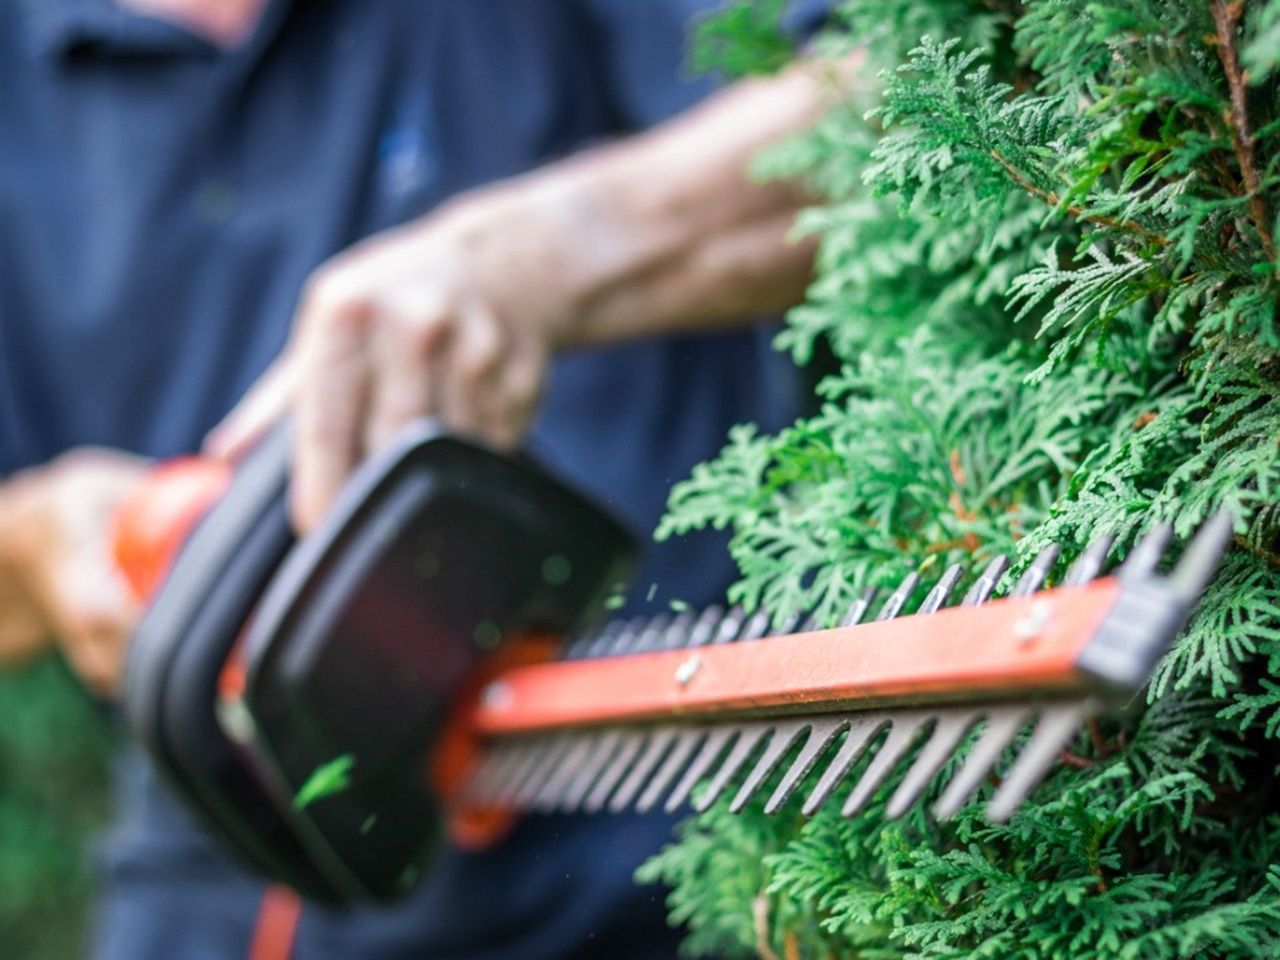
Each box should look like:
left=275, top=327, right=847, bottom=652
left=112, top=457, right=233, bottom=602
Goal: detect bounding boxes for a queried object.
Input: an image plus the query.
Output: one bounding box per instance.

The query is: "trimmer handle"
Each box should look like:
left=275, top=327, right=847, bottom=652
left=113, top=456, right=234, bottom=602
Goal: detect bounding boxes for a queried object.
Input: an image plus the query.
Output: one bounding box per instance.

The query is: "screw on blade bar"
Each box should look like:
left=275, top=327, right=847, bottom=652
left=466, top=516, right=1232, bottom=828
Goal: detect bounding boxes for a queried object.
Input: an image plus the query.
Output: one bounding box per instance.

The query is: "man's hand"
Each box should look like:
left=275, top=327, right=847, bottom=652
left=0, top=449, right=147, bottom=695
left=209, top=61, right=842, bottom=533
left=206, top=182, right=585, bottom=532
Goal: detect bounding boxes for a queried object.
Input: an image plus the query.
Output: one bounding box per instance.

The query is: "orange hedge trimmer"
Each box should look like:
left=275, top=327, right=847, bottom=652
left=116, top=421, right=1231, bottom=904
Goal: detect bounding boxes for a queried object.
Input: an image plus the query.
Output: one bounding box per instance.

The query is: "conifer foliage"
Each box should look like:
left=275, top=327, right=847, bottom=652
left=641, top=1, right=1280, bottom=956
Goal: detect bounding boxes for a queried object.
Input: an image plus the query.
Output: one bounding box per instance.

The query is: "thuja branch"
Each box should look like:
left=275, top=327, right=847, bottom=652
left=1212, top=0, right=1277, bottom=259
left=989, top=150, right=1170, bottom=246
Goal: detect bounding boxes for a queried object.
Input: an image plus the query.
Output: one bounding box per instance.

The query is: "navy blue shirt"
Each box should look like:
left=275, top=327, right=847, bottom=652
left=1, top=1, right=813, bottom=957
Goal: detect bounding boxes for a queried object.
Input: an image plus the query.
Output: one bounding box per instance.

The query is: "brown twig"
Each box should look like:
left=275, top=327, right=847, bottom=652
left=1235, top=533, right=1280, bottom=570
left=1058, top=749, right=1094, bottom=769
left=1211, top=0, right=1277, bottom=260
left=754, top=893, right=782, bottom=960
left=1091, top=861, right=1110, bottom=894
left=990, top=150, right=1169, bottom=246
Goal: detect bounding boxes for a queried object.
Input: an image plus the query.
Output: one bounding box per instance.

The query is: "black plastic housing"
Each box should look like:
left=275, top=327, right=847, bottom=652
left=237, top=422, right=636, bottom=901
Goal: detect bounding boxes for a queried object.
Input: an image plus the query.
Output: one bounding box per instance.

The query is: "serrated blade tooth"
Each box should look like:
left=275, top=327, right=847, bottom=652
left=685, top=606, right=724, bottom=648
left=1119, top=522, right=1172, bottom=582
left=1171, top=512, right=1234, bottom=598
left=635, top=614, right=673, bottom=652
left=764, top=718, right=847, bottom=815
left=637, top=728, right=705, bottom=813
left=933, top=704, right=1031, bottom=819
left=489, top=736, right=549, bottom=806
left=986, top=701, right=1088, bottom=822
left=919, top=564, right=965, bottom=613
left=622, top=614, right=664, bottom=654
left=798, top=612, right=823, bottom=633
left=885, top=709, right=979, bottom=819
left=774, top=610, right=803, bottom=636
left=801, top=716, right=887, bottom=816
left=876, top=573, right=920, bottom=621
left=584, top=731, right=648, bottom=812
left=841, top=712, right=930, bottom=817
left=520, top=734, right=590, bottom=808
left=712, top=606, right=747, bottom=645
left=692, top=724, right=772, bottom=812
left=664, top=727, right=736, bottom=813
left=659, top=610, right=697, bottom=650
left=610, top=727, right=680, bottom=812
left=1011, top=546, right=1059, bottom=597
left=1063, top=533, right=1115, bottom=585
left=841, top=586, right=879, bottom=627
left=532, top=733, right=600, bottom=811
left=464, top=744, right=518, bottom=803
left=579, top=620, right=624, bottom=659
left=561, top=730, right=625, bottom=812
left=739, top=610, right=772, bottom=642
left=505, top=735, right=570, bottom=807
left=600, top=617, right=646, bottom=656
left=730, top=720, right=810, bottom=813
left=961, top=555, right=1009, bottom=606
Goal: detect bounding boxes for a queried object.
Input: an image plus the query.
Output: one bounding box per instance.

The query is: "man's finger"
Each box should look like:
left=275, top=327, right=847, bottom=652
left=488, top=330, right=546, bottom=449
left=364, top=302, right=448, bottom=454
left=203, top=356, right=295, bottom=462
left=291, top=302, right=372, bottom=533
left=442, top=301, right=505, bottom=440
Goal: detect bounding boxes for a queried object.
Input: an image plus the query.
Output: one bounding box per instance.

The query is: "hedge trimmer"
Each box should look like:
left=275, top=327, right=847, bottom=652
left=116, top=422, right=1231, bottom=904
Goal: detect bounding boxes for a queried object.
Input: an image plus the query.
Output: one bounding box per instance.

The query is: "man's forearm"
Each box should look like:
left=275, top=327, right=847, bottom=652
left=480, top=58, right=856, bottom=348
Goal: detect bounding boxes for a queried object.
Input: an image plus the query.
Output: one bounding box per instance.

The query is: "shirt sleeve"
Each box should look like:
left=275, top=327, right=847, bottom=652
left=575, top=0, right=835, bottom=132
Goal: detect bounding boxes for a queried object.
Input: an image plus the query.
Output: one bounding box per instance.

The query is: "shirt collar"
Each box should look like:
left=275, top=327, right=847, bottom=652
left=20, top=0, right=290, bottom=64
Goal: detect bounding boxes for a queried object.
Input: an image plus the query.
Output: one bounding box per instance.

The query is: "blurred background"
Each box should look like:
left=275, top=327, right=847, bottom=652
left=0, top=658, right=113, bottom=958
